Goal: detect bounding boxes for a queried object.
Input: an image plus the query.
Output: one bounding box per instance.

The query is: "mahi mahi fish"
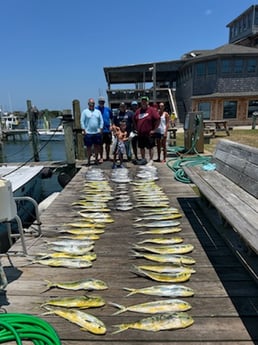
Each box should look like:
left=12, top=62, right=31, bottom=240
left=35, top=252, right=97, bottom=261
left=112, top=312, right=194, bottom=333
left=59, top=228, right=105, bottom=235
left=137, top=237, right=184, bottom=245
left=41, top=295, right=105, bottom=309
left=124, top=284, right=195, bottom=297
left=136, top=227, right=182, bottom=235
left=110, top=298, right=191, bottom=315
left=132, top=243, right=194, bottom=255
left=134, top=213, right=182, bottom=222
left=131, top=266, right=191, bottom=283
left=31, top=258, right=92, bottom=268
left=133, top=220, right=181, bottom=228
left=135, top=264, right=196, bottom=274
left=63, top=222, right=105, bottom=228
left=48, top=244, right=94, bottom=256
left=132, top=250, right=196, bottom=264
left=44, top=278, right=108, bottom=291
left=43, top=307, right=106, bottom=334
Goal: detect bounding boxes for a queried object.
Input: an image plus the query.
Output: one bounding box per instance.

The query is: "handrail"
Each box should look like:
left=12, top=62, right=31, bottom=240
left=14, top=196, right=42, bottom=236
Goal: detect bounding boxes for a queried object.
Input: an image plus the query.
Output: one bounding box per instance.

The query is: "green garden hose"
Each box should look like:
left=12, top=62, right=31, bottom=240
left=166, top=155, right=212, bottom=183
left=0, top=313, right=61, bottom=345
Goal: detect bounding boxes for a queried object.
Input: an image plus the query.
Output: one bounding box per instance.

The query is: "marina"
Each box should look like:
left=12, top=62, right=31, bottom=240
left=0, top=162, right=257, bottom=344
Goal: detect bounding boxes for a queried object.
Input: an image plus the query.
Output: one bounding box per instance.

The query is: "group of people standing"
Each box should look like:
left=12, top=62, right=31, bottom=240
left=80, top=95, right=171, bottom=167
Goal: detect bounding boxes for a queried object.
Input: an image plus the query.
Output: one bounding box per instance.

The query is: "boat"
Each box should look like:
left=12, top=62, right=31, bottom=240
left=0, top=165, right=45, bottom=252
left=0, top=113, right=19, bottom=130
left=36, top=125, right=64, bottom=141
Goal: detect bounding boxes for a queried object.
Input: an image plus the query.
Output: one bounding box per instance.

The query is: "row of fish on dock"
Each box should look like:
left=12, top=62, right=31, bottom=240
left=25, top=165, right=196, bottom=335
left=109, top=165, right=195, bottom=333
left=29, top=168, right=114, bottom=334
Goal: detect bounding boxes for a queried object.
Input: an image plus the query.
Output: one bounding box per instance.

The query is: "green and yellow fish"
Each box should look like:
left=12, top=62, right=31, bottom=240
left=132, top=243, right=194, bottom=255
left=131, top=266, right=191, bottom=283
left=112, top=312, right=194, bottom=333
left=41, top=295, right=105, bottom=309
left=43, top=307, right=106, bottom=334
left=123, top=284, right=195, bottom=297
left=110, top=298, right=192, bottom=315
left=44, top=278, right=108, bottom=291
left=132, top=250, right=196, bottom=264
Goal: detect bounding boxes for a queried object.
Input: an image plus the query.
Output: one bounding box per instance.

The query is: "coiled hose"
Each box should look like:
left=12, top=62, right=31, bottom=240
left=166, top=154, right=212, bottom=183
left=0, top=313, right=61, bottom=345
left=166, top=114, right=213, bottom=183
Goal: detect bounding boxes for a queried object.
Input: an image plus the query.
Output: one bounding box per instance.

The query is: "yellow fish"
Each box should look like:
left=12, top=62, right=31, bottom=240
left=43, top=307, right=106, bottom=334
left=41, top=295, right=105, bottom=309
left=110, top=298, right=191, bottom=314
left=112, top=312, right=194, bottom=333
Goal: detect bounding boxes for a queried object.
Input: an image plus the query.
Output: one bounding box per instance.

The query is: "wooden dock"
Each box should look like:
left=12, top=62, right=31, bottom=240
left=1, top=162, right=258, bottom=344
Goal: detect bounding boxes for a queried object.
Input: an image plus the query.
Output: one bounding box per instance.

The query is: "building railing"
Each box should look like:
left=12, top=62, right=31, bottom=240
left=106, top=88, right=174, bottom=105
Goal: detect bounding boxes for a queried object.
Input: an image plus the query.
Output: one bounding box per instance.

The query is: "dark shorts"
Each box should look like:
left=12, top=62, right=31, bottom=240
left=153, top=132, right=162, bottom=139
left=138, top=135, right=156, bottom=149
left=84, top=133, right=102, bottom=147
left=102, top=132, right=112, bottom=145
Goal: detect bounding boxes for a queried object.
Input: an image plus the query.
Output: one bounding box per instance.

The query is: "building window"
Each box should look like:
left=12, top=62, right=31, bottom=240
left=198, top=102, right=211, bottom=120
left=248, top=100, right=258, bottom=118
left=234, top=59, right=243, bottom=73
left=247, top=58, right=257, bottom=73
left=223, top=101, right=237, bottom=119
left=207, top=60, right=216, bottom=75
left=221, top=59, right=231, bottom=73
left=196, top=63, right=205, bottom=76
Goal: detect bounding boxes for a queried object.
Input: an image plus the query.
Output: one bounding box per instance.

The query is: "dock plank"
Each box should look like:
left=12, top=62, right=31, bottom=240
left=1, top=163, right=257, bottom=344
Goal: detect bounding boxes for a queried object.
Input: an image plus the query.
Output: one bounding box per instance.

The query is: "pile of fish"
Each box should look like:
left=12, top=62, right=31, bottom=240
left=35, top=168, right=115, bottom=334
left=109, top=170, right=195, bottom=333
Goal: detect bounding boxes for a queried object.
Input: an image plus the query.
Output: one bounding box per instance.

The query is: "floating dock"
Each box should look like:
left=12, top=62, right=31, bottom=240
left=0, top=162, right=257, bottom=344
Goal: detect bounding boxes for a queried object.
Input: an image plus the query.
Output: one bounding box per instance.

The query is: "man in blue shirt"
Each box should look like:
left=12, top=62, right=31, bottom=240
left=80, top=98, right=103, bottom=166
left=96, top=96, right=113, bottom=162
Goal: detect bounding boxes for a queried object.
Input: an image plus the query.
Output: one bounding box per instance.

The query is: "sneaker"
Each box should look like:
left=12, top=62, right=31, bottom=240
left=147, top=160, right=153, bottom=166
left=137, top=158, right=147, bottom=165
left=112, top=163, right=117, bottom=169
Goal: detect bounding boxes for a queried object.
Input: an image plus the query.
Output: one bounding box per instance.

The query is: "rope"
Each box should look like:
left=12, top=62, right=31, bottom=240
left=0, top=313, right=61, bottom=344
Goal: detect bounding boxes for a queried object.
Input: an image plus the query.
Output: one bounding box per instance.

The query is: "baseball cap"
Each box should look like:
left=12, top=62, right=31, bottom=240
left=131, top=101, right=138, bottom=106
left=141, top=96, right=149, bottom=101
left=98, top=96, right=105, bottom=102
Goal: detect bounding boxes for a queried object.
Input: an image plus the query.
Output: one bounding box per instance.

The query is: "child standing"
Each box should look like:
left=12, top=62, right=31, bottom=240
left=111, top=121, right=128, bottom=168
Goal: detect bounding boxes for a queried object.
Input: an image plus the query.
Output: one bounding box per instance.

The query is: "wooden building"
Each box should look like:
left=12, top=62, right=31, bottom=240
left=103, top=5, right=258, bottom=126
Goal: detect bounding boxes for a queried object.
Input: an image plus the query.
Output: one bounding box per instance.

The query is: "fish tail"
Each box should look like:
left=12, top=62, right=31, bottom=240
left=109, top=302, right=126, bottom=315
left=123, top=287, right=136, bottom=296
left=130, top=250, right=142, bottom=258
left=44, top=280, right=54, bottom=289
left=112, top=324, right=129, bottom=334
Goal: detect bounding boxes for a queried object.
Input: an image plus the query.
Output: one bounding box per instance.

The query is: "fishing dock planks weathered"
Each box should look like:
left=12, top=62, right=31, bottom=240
left=1, top=162, right=258, bottom=344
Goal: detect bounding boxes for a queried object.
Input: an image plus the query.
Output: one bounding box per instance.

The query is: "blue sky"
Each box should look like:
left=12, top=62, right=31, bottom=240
left=0, top=0, right=255, bottom=112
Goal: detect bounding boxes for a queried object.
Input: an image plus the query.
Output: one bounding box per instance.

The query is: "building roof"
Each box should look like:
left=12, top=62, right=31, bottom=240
left=191, top=91, right=258, bottom=99
left=182, top=44, right=258, bottom=62
left=103, top=60, right=183, bottom=84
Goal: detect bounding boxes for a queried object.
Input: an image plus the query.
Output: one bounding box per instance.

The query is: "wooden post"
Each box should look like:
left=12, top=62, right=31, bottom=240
left=72, top=99, right=85, bottom=160
left=26, top=100, right=39, bottom=162
left=62, top=110, right=76, bottom=167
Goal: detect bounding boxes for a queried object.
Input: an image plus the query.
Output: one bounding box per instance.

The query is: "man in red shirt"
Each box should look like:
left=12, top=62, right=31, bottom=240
left=133, top=96, right=160, bottom=165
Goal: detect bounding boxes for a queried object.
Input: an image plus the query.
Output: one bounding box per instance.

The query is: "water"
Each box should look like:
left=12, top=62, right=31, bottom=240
left=0, top=139, right=66, bottom=163
left=0, top=117, right=66, bottom=163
